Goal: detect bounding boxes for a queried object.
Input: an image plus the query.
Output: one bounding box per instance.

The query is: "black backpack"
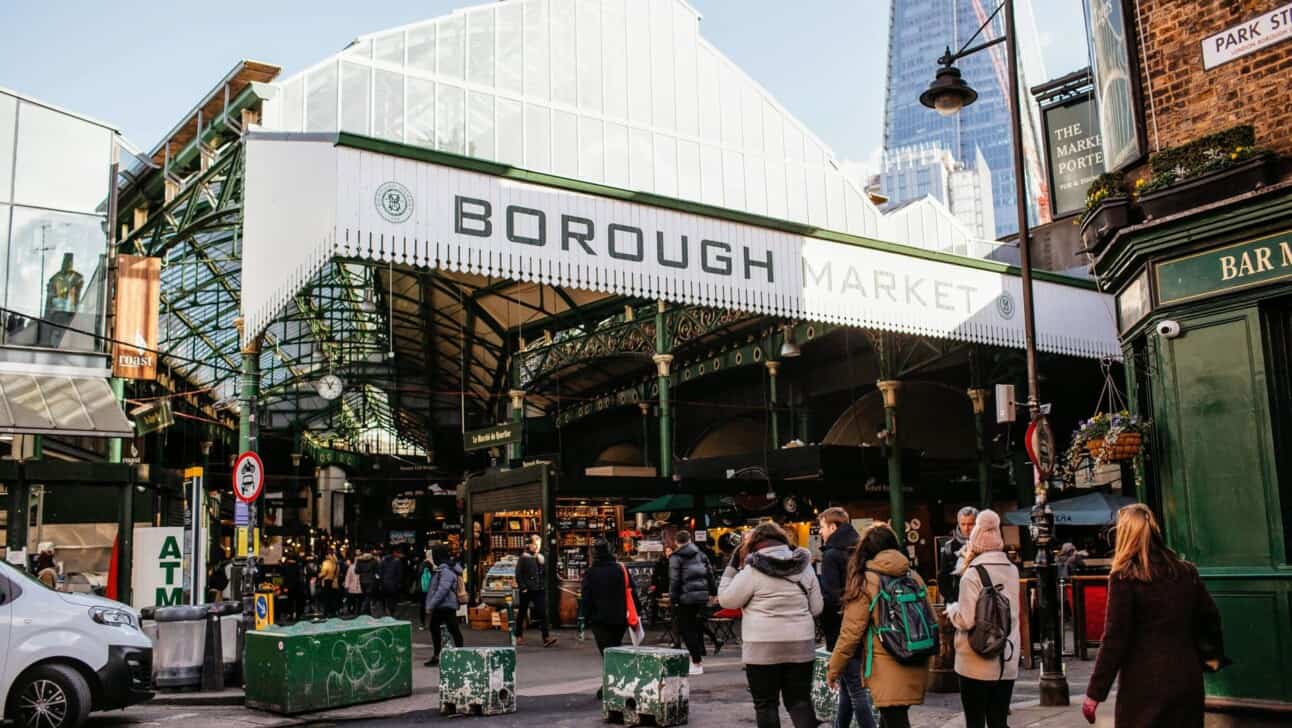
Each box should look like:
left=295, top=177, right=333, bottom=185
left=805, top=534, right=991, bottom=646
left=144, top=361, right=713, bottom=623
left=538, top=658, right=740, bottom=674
left=969, top=564, right=1014, bottom=677
left=865, top=571, right=938, bottom=676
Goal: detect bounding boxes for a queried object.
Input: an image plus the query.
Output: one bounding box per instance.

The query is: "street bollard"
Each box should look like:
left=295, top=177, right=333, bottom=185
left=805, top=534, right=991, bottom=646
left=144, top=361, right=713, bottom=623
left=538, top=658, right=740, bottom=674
left=601, top=646, right=690, bottom=726
left=439, top=646, right=517, bottom=717
left=811, top=648, right=874, bottom=728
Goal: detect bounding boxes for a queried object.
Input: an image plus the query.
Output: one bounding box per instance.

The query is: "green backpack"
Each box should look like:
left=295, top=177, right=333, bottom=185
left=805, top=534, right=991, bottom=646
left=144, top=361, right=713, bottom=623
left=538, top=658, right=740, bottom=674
left=864, top=571, right=938, bottom=677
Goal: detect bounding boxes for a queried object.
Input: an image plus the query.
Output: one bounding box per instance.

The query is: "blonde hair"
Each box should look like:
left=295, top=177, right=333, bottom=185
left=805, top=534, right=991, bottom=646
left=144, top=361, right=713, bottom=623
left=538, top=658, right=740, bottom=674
left=1110, top=503, right=1181, bottom=582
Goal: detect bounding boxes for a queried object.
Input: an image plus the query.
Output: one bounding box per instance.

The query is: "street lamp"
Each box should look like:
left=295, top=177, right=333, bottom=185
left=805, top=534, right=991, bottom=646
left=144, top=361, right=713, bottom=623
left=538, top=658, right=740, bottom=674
left=918, top=0, right=1069, bottom=706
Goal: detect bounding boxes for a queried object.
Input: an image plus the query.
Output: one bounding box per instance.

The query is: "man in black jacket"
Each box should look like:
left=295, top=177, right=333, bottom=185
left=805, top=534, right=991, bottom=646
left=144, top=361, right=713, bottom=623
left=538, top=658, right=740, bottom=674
left=378, top=546, right=406, bottom=618
left=669, top=531, right=717, bottom=674
left=938, top=506, right=977, bottom=603
left=816, top=507, right=859, bottom=650
left=515, top=535, right=557, bottom=647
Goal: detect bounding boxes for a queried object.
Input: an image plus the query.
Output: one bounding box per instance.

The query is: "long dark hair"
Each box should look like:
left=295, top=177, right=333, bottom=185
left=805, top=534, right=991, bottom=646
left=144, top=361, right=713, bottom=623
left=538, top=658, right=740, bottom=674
left=841, top=524, right=902, bottom=604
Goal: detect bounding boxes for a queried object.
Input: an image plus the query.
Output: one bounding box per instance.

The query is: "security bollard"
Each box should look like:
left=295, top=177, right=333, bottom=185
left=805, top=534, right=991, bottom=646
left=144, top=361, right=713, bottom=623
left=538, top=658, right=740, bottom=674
left=811, top=648, right=873, bottom=728
left=601, top=646, right=690, bottom=726
left=439, top=647, right=516, bottom=717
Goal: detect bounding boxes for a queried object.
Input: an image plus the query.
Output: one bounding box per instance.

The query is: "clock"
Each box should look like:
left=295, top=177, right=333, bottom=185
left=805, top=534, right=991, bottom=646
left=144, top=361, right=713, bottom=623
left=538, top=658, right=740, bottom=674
left=317, top=374, right=345, bottom=400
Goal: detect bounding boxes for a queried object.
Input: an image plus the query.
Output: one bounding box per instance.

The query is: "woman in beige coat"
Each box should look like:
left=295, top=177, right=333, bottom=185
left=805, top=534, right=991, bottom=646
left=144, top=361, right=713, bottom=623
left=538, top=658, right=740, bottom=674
left=826, top=524, right=929, bottom=728
left=945, top=509, right=1020, bottom=728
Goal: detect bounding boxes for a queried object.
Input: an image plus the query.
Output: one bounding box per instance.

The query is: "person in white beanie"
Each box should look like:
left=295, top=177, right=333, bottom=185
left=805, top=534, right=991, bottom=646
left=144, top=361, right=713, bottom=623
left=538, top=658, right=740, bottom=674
left=945, top=509, right=1020, bottom=728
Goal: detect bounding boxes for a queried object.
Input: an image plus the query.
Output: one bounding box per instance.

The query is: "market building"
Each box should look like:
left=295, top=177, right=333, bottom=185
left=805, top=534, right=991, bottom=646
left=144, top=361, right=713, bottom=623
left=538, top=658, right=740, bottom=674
left=1082, top=0, right=1292, bottom=710
left=10, top=0, right=1130, bottom=655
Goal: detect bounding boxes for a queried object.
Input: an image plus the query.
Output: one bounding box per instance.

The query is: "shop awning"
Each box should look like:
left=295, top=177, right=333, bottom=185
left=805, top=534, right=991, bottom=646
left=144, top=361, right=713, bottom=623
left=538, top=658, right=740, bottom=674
left=629, top=494, right=725, bottom=514
left=0, top=373, right=133, bottom=439
left=1003, top=492, right=1136, bottom=527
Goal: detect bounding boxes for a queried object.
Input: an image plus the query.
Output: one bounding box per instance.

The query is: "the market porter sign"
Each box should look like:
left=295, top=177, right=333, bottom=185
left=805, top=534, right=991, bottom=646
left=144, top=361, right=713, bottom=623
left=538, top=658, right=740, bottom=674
left=1044, top=94, right=1105, bottom=217
left=1202, top=2, right=1292, bottom=70
left=1157, top=230, right=1292, bottom=305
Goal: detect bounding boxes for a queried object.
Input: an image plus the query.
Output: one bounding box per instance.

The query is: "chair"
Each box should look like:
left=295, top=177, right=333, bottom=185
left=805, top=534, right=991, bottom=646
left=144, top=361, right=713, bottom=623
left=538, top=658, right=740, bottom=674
left=707, top=607, right=741, bottom=649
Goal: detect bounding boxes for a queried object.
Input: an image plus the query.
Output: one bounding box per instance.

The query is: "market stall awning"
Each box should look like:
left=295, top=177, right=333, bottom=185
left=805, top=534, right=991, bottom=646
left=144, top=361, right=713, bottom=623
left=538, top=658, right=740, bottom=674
left=629, top=494, right=726, bottom=514
left=0, top=373, right=133, bottom=439
left=1003, top=492, right=1136, bottom=527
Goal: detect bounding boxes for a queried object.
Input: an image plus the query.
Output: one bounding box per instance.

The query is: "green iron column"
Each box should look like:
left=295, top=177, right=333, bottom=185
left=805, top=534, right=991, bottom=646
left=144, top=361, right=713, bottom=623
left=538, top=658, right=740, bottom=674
left=877, top=380, right=903, bottom=535
left=766, top=361, right=781, bottom=449
left=237, top=324, right=261, bottom=623
left=6, top=436, right=37, bottom=559
left=968, top=388, right=992, bottom=509
left=653, top=301, right=673, bottom=479
left=107, top=378, right=133, bottom=602
left=509, top=390, right=526, bottom=464
left=638, top=402, right=652, bottom=469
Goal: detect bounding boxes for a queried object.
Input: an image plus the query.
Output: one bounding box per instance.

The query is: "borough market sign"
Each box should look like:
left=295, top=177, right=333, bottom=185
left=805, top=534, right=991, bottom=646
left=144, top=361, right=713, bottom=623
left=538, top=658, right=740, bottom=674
left=241, top=134, right=1119, bottom=359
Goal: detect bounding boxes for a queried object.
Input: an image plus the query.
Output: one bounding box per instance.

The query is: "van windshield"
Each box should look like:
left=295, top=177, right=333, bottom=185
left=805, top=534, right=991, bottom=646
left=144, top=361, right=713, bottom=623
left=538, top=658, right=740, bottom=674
left=0, top=559, right=53, bottom=592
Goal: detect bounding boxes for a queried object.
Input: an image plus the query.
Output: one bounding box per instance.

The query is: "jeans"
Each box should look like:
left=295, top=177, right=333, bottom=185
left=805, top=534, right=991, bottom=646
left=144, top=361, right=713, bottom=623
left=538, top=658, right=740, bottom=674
left=674, top=604, right=707, bottom=663
left=959, top=676, right=1014, bottom=728
left=518, top=589, right=549, bottom=638
left=836, top=657, right=879, bottom=728
left=744, top=662, right=817, bottom=728
left=381, top=592, right=400, bottom=619
left=429, top=608, right=463, bottom=657
left=590, top=623, right=626, bottom=654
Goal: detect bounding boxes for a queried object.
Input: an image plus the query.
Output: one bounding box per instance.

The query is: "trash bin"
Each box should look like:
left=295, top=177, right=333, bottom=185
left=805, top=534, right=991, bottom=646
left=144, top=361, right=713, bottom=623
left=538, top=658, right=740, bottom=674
left=139, top=607, right=159, bottom=683
left=244, top=616, right=413, bottom=714
left=154, top=605, right=209, bottom=689
left=212, top=601, right=244, bottom=682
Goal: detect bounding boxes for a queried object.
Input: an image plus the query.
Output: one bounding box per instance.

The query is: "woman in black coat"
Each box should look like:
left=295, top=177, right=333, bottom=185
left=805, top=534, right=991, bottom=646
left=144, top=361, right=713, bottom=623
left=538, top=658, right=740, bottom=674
left=1084, top=504, right=1225, bottom=727
left=582, top=539, right=642, bottom=652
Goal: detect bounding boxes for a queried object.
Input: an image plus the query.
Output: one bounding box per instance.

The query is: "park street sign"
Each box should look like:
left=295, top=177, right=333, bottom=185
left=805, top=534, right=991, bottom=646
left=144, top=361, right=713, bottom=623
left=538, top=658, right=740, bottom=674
left=464, top=422, right=522, bottom=452
left=1202, top=2, right=1292, bottom=70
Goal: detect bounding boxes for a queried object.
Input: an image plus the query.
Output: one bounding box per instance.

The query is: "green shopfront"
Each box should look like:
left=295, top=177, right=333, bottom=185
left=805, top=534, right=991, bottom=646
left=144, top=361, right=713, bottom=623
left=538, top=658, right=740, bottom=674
left=1097, top=182, right=1292, bottom=709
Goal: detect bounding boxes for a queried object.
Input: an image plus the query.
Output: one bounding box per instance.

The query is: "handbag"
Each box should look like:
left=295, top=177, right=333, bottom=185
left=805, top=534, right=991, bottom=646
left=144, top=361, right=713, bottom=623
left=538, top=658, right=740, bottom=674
left=622, top=564, right=645, bottom=646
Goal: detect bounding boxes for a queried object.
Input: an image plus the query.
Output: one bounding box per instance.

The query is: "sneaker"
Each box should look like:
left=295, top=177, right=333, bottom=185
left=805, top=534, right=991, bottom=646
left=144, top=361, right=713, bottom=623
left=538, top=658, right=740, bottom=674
left=688, top=662, right=703, bottom=676
left=515, top=636, right=527, bottom=645
left=543, top=637, right=558, bottom=648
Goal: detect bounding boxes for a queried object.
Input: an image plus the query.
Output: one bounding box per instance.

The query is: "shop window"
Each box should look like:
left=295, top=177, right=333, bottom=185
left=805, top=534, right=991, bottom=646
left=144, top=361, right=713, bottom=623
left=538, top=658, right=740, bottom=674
left=1261, top=300, right=1292, bottom=566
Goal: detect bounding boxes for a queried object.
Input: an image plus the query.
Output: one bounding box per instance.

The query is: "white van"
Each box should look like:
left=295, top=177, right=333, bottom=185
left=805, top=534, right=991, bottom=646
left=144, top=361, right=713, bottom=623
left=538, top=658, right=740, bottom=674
left=0, top=559, right=153, bottom=728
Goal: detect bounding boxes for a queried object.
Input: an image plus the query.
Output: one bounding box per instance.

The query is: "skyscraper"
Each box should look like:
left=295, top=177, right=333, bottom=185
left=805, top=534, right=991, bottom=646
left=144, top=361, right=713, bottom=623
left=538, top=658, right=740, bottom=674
left=883, top=0, right=1049, bottom=238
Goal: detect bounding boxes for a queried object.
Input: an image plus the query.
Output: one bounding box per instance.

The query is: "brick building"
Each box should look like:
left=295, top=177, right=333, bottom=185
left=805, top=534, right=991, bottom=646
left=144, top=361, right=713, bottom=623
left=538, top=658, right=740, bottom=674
left=1087, top=0, right=1292, bottom=711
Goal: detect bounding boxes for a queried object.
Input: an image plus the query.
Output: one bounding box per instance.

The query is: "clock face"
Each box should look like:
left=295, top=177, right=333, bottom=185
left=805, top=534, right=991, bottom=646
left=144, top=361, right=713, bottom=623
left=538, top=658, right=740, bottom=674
left=317, top=374, right=344, bottom=401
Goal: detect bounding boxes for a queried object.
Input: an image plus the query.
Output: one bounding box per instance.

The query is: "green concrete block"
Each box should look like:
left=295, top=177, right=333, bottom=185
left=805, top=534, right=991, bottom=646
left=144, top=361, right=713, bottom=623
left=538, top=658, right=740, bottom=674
left=601, top=646, right=690, bottom=726
left=439, top=647, right=517, bottom=716
left=244, top=617, right=413, bottom=714
left=813, top=648, right=874, bottom=727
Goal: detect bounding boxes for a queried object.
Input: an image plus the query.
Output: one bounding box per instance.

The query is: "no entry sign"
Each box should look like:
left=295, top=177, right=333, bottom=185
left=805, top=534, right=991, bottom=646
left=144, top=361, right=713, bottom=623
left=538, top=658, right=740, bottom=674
left=232, top=451, right=265, bottom=503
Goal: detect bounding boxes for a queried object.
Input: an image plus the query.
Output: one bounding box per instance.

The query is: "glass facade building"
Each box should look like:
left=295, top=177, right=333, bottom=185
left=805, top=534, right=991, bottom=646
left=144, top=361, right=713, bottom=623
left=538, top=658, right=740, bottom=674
left=262, top=0, right=890, bottom=241
left=882, top=0, right=1048, bottom=238
left=0, top=89, right=118, bottom=354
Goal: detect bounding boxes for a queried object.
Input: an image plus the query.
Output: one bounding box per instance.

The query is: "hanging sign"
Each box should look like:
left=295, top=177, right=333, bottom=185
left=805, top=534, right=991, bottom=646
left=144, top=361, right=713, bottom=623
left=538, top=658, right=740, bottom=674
left=1043, top=94, right=1105, bottom=217
left=1025, top=416, right=1059, bottom=478
left=1156, top=229, right=1292, bottom=306
left=1201, top=2, right=1292, bottom=70
left=131, top=399, right=174, bottom=435
left=232, top=451, right=265, bottom=503
left=112, top=255, right=162, bottom=380
left=464, top=422, right=522, bottom=451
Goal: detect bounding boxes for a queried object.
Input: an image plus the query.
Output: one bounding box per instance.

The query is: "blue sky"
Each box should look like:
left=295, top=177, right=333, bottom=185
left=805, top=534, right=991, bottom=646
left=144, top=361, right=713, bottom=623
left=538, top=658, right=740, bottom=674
left=0, top=0, right=1089, bottom=165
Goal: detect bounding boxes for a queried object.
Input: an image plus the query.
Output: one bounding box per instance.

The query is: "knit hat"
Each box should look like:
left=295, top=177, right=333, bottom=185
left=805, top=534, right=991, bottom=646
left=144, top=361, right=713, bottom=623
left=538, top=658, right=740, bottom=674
left=969, top=509, right=1004, bottom=552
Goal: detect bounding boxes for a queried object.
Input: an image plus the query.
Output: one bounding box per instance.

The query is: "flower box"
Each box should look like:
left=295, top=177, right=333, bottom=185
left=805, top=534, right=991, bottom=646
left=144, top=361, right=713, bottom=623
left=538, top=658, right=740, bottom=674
left=1080, top=195, right=1135, bottom=256
left=1139, top=152, right=1277, bottom=221
left=1085, top=432, right=1142, bottom=463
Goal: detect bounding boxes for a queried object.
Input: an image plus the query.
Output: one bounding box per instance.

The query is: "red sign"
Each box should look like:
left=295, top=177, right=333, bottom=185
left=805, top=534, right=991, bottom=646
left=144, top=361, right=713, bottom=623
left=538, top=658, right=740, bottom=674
left=1025, top=416, right=1058, bottom=478
left=232, top=451, right=265, bottom=503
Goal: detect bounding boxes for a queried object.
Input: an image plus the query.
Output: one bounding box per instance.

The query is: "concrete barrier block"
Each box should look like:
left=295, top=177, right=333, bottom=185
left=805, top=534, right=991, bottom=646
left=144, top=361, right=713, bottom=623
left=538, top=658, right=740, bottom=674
left=439, top=647, right=517, bottom=716
left=601, top=646, right=690, bottom=726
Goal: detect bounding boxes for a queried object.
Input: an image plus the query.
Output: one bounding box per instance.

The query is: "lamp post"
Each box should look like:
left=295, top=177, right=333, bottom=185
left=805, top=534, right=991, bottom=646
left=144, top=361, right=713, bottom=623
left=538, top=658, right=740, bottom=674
left=918, top=0, right=1068, bottom=706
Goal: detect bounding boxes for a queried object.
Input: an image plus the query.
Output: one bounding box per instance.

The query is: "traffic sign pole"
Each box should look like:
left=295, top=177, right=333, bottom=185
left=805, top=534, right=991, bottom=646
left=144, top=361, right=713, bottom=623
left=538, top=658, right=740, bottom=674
left=236, top=325, right=262, bottom=629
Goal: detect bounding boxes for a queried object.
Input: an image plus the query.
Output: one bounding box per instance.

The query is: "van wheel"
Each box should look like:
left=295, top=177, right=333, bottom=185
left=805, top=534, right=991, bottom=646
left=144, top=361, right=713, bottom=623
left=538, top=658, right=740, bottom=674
left=13, top=664, right=91, bottom=728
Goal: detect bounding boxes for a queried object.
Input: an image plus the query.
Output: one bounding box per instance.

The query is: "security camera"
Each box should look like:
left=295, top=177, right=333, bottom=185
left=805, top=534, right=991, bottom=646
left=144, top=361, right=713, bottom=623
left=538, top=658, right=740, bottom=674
left=1157, top=320, right=1182, bottom=339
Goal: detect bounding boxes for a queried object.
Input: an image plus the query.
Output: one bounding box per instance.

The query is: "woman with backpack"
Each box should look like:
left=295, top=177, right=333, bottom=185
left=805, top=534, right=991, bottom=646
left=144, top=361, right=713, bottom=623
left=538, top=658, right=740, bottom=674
left=826, top=523, right=931, bottom=728
left=945, top=509, right=1020, bottom=728
left=718, top=521, right=823, bottom=728
left=1082, top=504, right=1225, bottom=727
left=423, top=545, right=466, bottom=666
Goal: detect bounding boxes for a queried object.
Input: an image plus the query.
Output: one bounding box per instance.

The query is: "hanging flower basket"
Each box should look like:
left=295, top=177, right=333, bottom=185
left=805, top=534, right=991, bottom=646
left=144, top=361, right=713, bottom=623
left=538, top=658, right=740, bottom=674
left=1085, top=431, right=1143, bottom=463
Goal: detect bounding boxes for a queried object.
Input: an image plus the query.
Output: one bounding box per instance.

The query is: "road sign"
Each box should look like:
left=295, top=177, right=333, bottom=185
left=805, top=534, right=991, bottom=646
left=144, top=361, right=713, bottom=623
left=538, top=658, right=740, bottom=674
left=1025, top=416, right=1059, bottom=478
left=234, top=501, right=250, bottom=526
left=464, top=422, right=522, bottom=452
left=232, top=451, right=265, bottom=503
